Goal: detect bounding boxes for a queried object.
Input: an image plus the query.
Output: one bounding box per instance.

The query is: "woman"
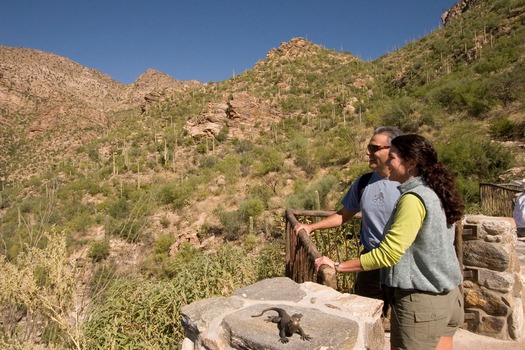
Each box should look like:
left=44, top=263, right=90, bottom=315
left=315, top=134, right=464, bottom=350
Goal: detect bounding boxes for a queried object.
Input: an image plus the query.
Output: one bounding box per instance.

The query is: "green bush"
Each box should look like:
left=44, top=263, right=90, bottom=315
left=429, top=76, right=494, bottom=118
left=88, top=240, right=110, bottom=262
left=435, top=128, right=514, bottom=205
left=83, top=278, right=183, bottom=349
left=248, top=184, right=273, bottom=208
left=157, top=181, right=194, bottom=209
left=285, top=175, right=338, bottom=210
left=239, top=197, right=265, bottom=222
left=106, top=197, right=130, bottom=219
left=378, top=96, right=421, bottom=132
left=490, top=117, right=516, bottom=140
left=84, top=242, right=281, bottom=348
left=154, top=234, right=175, bottom=255
left=217, top=209, right=245, bottom=241
left=253, top=147, right=284, bottom=176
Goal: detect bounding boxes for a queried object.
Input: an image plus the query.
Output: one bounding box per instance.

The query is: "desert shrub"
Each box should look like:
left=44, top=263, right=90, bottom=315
left=0, top=229, right=84, bottom=349
left=253, top=147, right=284, bottom=176
left=287, top=134, right=308, bottom=154
left=436, top=133, right=513, bottom=180
left=213, top=155, right=241, bottom=181
left=109, top=216, right=147, bottom=243
left=248, top=184, right=273, bottom=208
left=217, top=209, right=245, bottom=241
left=435, top=129, right=514, bottom=205
left=378, top=96, right=421, bottom=132
left=66, top=177, right=101, bottom=196
left=490, top=117, right=517, bottom=140
left=198, top=154, right=218, bottom=169
left=196, top=142, right=207, bottom=154
left=285, top=175, right=338, bottom=210
left=84, top=242, right=277, bottom=348
left=66, top=206, right=95, bottom=233
left=312, top=135, right=354, bottom=167
left=89, top=264, right=117, bottom=295
left=83, top=278, right=182, bottom=349
left=154, top=234, right=175, bottom=255
left=216, top=126, right=229, bottom=142
left=242, top=233, right=258, bottom=251
left=293, top=146, right=320, bottom=176
left=106, top=197, right=129, bottom=219
left=233, top=138, right=254, bottom=153
left=428, top=77, right=493, bottom=118
left=256, top=242, right=285, bottom=280
left=239, top=197, right=265, bottom=222
left=157, top=181, right=194, bottom=209
left=486, top=65, right=525, bottom=106
left=88, top=240, right=110, bottom=262
left=159, top=215, right=170, bottom=228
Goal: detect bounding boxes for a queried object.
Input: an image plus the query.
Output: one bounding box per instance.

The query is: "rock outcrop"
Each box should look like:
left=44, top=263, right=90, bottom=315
left=186, top=92, right=280, bottom=139
left=441, top=0, right=477, bottom=26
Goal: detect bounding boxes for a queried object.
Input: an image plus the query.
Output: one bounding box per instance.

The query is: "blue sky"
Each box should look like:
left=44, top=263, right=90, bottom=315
left=1, top=0, right=458, bottom=84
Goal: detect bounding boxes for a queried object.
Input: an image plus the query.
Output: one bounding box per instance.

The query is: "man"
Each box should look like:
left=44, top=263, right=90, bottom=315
left=293, top=126, right=402, bottom=318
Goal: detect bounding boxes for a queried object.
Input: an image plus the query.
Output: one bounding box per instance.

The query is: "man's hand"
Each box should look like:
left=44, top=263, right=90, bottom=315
left=293, top=223, right=313, bottom=236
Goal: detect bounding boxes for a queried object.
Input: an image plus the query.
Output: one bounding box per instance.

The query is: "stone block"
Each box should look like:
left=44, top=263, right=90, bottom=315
left=233, top=277, right=306, bottom=302
left=464, top=287, right=509, bottom=316
left=464, top=240, right=510, bottom=272
left=478, top=268, right=515, bottom=293
left=478, top=315, right=507, bottom=339
left=508, top=297, right=525, bottom=340
left=225, top=304, right=359, bottom=350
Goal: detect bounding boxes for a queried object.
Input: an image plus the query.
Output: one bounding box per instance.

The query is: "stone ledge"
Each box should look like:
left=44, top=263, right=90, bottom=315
left=181, top=277, right=384, bottom=350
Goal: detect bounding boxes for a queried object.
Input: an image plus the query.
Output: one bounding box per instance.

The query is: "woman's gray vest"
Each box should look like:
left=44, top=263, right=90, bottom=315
left=381, top=177, right=463, bottom=293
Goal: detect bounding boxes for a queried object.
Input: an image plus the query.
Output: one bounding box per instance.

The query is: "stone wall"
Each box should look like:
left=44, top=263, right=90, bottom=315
left=181, top=277, right=385, bottom=350
left=462, top=215, right=525, bottom=340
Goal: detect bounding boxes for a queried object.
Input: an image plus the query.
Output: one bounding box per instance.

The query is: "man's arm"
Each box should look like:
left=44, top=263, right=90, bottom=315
left=293, top=207, right=359, bottom=236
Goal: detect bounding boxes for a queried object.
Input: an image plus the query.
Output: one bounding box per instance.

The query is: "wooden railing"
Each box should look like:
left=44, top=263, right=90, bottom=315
left=480, top=182, right=522, bottom=217
left=284, top=208, right=465, bottom=296
left=284, top=208, right=362, bottom=293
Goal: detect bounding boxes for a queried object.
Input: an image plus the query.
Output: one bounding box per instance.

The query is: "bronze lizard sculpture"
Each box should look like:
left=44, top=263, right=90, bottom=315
left=251, top=307, right=311, bottom=343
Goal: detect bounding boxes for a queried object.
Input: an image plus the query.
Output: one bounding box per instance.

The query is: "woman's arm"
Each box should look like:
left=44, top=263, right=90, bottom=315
left=315, top=194, right=425, bottom=272
left=360, top=194, right=424, bottom=270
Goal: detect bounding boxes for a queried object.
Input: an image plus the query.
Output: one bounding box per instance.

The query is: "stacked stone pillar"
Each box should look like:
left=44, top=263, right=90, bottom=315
left=462, top=215, right=524, bottom=340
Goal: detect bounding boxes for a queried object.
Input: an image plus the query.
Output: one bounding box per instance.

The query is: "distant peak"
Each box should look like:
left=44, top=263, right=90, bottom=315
left=260, top=37, right=324, bottom=63
left=135, top=69, right=177, bottom=82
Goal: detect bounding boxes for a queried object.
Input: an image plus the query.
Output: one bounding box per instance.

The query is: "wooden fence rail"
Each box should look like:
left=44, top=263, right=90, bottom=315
left=479, top=182, right=521, bottom=217
left=284, top=208, right=465, bottom=295
left=284, top=208, right=362, bottom=293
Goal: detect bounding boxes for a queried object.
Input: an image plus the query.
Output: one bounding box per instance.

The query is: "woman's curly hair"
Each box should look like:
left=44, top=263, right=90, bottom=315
left=391, top=134, right=464, bottom=225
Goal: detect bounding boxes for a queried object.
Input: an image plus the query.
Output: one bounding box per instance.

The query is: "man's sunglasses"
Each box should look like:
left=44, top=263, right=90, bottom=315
left=367, top=144, right=390, bottom=153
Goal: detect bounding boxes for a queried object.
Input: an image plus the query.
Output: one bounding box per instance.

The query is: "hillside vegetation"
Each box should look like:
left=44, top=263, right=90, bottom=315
left=0, top=0, right=524, bottom=348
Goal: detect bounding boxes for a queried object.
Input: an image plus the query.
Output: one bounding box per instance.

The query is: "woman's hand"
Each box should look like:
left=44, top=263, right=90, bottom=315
left=315, top=256, right=335, bottom=272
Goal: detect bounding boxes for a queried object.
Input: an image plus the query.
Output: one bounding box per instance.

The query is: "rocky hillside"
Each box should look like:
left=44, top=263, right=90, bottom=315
left=0, top=0, right=524, bottom=257
left=0, top=47, right=201, bottom=179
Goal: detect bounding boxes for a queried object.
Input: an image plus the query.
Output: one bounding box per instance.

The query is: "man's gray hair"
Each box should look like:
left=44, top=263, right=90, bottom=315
left=373, top=126, right=403, bottom=144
